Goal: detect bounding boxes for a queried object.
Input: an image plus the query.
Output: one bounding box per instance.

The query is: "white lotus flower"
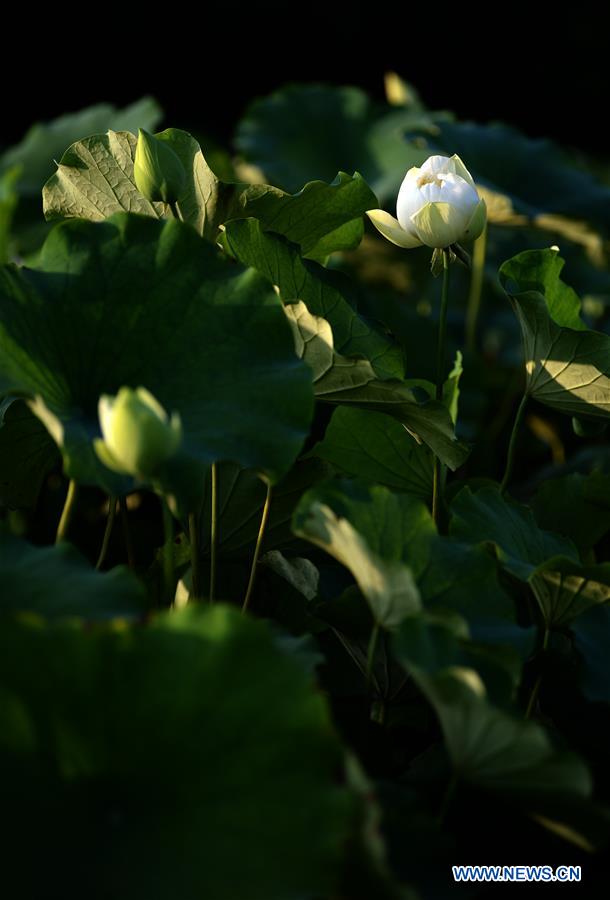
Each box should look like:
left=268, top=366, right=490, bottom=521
left=94, top=386, right=182, bottom=478
left=367, top=154, right=486, bottom=250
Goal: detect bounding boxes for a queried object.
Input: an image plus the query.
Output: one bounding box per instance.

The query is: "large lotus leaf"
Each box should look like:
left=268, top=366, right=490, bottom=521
left=285, top=300, right=468, bottom=471
left=0, top=98, right=162, bottom=197
left=532, top=472, right=610, bottom=555
left=409, top=667, right=591, bottom=801
left=306, top=352, right=463, bottom=501
left=43, top=128, right=376, bottom=257
left=42, top=128, right=235, bottom=241
left=236, top=171, right=377, bottom=261
left=223, top=218, right=404, bottom=380
left=293, top=479, right=423, bottom=628
left=0, top=528, right=144, bottom=620
left=500, top=248, right=610, bottom=419
left=0, top=605, right=355, bottom=900
left=412, top=119, right=610, bottom=234
left=194, top=457, right=330, bottom=559
left=393, top=629, right=595, bottom=844
left=393, top=609, right=468, bottom=677
left=450, top=486, right=610, bottom=625
left=173, top=460, right=328, bottom=623
left=419, top=539, right=519, bottom=633
left=500, top=247, right=585, bottom=329
left=0, top=397, right=58, bottom=508
left=389, top=492, right=524, bottom=646
left=0, top=213, right=314, bottom=490
left=295, top=479, right=519, bottom=643
left=308, top=406, right=433, bottom=502
left=450, top=485, right=576, bottom=578
left=394, top=610, right=523, bottom=707
left=394, top=621, right=593, bottom=820
left=235, top=83, right=433, bottom=201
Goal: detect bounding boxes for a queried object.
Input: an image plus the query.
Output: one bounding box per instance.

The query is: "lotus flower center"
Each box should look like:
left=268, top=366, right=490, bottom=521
left=417, top=172, right=445, bottom=189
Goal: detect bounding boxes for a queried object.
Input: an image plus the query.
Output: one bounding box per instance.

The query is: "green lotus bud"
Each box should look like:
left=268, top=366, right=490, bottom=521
left=367, top=154, right=487, bottom=250
left=134, top=129, right=186, bottom=204
left=94, top=386, right=182, bottom=479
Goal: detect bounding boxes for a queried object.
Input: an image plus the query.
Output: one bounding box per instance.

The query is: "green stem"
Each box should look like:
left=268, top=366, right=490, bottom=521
left=95, top=495, right=117, bottom=570
left=500, top=393, right=528, bottom=494
left=435, top=250, right=451, bottom=401
left=120, top=495, right=136, bottom=569
left=432, top=250, right=451, bottom=526
left=162, top=498, right=175, bottom=604
left=366, top=622, right=381, bottom=694
left=188, top=511, right=201, bottom=601
left=170, top=201, right=182, bottom=221
left=209, top=462, right=218, bottom=603
left=525, top=626, right=550, bottom=719
left=242, top=482, right=272, bottom=614
left=55, top=479, right=78, bottom=544
left=432, top=460, right=441, bottom=527
left=465, top=223, right=488, bottom=353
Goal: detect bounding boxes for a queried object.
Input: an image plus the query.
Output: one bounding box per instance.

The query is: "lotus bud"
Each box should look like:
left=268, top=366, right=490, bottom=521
left=367, top=154, right=487, bottom=250
left=94, top=386, right=182, bottom=479
left=134, top=129, right=186, bottom=204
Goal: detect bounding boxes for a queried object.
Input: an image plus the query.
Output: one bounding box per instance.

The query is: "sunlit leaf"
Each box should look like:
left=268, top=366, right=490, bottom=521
left=223, top=218, right=404, bottom=380
left=236, top=171, right=377, bottom=261
left=500, top=248, right=610, bottom=420
left=293, top=479, right=423, bottom=628
left=44, top=128, right=376, bottom=256
left=285, top=300, right=469, bottom=471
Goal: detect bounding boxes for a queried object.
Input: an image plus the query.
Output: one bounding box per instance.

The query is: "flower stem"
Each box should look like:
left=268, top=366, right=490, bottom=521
left=432, top=250, right=451, bottom=526
left=209, top=462, right=218, bottom=604
left=188, top=511, right=202, bottom=601
left=242, top=482, right=272, bottom=614
left=55, top=479, right=78, bottom=544
left=162, top=498, right=175, bottom=604
left=95, top=495, right=117, bottom=570
left=500, top=393, right=528, bottom=494
left=432, top=461, right=442, bottom=526
left=525, top=626, right=550, bottom=719
left=436, top=250, right=451, bottom=401
left=120, top=495, right=136, bottom=569
left=366, top=621, right=381, bottom=694
left=465, top=223, right=487, bottom=353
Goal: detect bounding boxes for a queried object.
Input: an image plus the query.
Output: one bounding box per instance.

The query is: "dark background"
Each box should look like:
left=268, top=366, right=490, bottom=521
left=1, top=8, right=606, bottom=154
